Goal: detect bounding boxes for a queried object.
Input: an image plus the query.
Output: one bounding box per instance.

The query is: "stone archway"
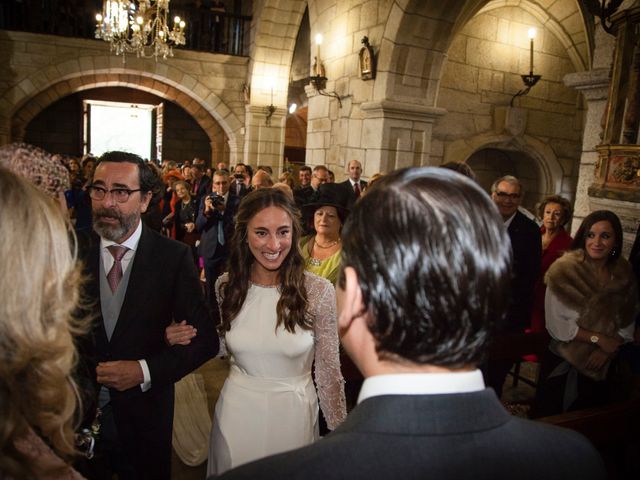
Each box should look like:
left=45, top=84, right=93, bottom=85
left=0, top=33, right=247, bottom=163
left=10, top=72, right=233, bottom=161
left=466, top=147, right=543, bottom=211
left=445, top=132, right=566, bottom=210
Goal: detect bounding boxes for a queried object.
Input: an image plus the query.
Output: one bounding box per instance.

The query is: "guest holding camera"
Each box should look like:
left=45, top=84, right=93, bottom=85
left=197, top=169, right=240, bottom=306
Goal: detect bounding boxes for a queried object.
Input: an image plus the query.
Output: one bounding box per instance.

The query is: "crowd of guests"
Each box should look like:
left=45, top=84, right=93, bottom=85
left=0, top=141, right=638, bottom=480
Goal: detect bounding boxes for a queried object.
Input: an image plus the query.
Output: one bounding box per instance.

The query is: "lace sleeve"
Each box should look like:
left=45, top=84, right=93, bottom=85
left=214, top=274, right=229, bottom=357
left=308, top=273, right=347, bottom=430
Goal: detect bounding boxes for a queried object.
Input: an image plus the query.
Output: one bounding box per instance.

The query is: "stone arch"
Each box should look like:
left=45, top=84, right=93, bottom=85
left=478, top=0, right=591, bottom=72
left=247, top=0, right=308, bottom=107
left=376, top=0, right=592, bottom=107
left=444, top=132, right=564, bottom=201
left=376, top=0, right=471, bottom=107
left=11, top=73, right=236, bottom=146
left=2, top=53, right=244, bottom=162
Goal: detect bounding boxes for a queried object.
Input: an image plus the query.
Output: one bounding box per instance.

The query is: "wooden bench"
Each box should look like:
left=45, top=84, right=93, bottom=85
left=537, top=396, right=640, bottom=450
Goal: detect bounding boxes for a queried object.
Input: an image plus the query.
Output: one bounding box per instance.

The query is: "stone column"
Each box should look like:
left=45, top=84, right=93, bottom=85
left=360, top=100, right=447, bottom=175
left=563, top=68, right=611, bottom=234
left=242, top=104, right=286, bottom=172
left=566, top=20, right=640, bottom=253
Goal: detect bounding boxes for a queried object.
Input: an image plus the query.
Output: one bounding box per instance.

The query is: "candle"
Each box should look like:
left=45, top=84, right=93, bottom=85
left=270, top=87, right=273, bottom=105
left=528, top=28, right=536, bottom=73
left=315, top=34, right=323, bottom=75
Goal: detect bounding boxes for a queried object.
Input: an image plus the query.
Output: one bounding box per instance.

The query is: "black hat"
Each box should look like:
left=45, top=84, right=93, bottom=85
left=302, top=183, right=350, bottom=224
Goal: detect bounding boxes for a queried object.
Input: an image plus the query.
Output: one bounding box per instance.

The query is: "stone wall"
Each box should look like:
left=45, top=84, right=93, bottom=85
left=0, top=30, right=248, bottom=165
left=435, top=5, right=585, bottom=209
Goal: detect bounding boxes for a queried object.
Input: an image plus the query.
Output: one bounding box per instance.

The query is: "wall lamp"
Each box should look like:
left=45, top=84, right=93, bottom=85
left=511, top=28, right=542, bottom=106
left=265, top=81, right=276, bottom=125
left=310, top=34, right=342, bottom=108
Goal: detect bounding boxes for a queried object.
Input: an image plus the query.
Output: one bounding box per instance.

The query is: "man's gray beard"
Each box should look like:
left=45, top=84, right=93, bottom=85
left=93, top=209, right=138, bottom=242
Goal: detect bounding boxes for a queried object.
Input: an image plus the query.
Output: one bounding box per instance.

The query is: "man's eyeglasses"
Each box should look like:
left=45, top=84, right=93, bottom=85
left=494, top=191, right=521, bottom=200
left=88, top=185, right=143, bottom=203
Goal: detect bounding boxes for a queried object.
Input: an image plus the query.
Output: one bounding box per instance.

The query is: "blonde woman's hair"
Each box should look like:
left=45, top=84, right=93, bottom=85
left=0, top=167, right=87, bottom=478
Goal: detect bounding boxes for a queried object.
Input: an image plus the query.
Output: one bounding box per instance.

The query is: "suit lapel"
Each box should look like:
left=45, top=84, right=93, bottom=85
left=87, top=236, right=110, bottom=349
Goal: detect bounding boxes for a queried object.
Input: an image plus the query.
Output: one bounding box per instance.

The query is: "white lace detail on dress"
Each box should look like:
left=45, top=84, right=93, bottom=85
left=214, top=273, right=229, bottom=357
left=305, top=272, right=347, bottom=430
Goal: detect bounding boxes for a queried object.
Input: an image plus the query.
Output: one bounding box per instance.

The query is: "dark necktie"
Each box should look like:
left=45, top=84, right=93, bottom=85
left=354, top=182, right=361, bottom=198
left=107, top=245, right=128, bottom=293
left=217, top=197, right=226, bottom=245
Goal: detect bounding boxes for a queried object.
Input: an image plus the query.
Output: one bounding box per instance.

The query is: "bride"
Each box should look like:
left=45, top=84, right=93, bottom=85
left=168, top=188, right=346, bottom=475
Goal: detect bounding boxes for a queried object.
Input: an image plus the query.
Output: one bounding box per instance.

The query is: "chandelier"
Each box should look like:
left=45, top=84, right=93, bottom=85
left=95, top=1, right=186, bottom=61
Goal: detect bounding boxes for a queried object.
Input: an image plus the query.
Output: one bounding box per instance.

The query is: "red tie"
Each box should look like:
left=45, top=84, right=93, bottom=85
left=107, top=245, right=128, bottom=293
left=354, top=182, right=361, bottom=198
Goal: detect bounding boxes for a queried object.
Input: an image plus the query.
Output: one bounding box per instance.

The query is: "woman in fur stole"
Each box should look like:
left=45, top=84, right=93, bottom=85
left=533, top=210, right=638, bottom=416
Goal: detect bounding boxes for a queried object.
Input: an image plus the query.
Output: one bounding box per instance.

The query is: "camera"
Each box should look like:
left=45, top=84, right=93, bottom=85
left=207, top=192, right=225, bottom=208
left=233, top=173, right=245, bottom=180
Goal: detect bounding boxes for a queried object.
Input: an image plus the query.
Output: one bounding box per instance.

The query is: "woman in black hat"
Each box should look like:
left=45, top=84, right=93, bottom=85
left=301, top=183, right=350, bottom=285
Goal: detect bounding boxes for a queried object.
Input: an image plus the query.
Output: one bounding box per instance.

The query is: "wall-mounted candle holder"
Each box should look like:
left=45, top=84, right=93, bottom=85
left=309, top=33, right=342, bottom=108
left=265, top=82, right=276, bottom=125
left=511, top=28, right=542, bottom=106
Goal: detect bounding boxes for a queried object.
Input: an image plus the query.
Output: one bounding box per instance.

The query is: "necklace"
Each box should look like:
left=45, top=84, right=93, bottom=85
left=309, top=257, right=322, bottom=267
left=314, top=237, right=340, bottom=249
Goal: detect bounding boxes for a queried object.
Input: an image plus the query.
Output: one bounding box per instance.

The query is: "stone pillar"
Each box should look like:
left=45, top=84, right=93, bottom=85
left=564, top=68, right=611, bottom=234
left=209, top=124, right=229, bottom=166
left=304, top=84, right=338, bottom=169
left=360, top=100, right=447, bottom=175
left=243, top=105, right=286, bottom=173
left=566, top=19, right=640, bottom=254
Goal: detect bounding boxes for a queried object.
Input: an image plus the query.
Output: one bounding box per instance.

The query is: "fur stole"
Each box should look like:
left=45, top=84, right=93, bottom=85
left=545, top=249, right=638, bottom=380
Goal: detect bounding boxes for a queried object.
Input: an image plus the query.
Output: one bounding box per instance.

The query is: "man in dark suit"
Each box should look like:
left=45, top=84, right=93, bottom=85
left=191, top=163, right=212, bottom=206
left=486, top=175, right=542, bottom=397
left=78, top=152, right=217, bottom=480
left=294, top=165, right=330, bottom=233
left=340, top=159, right=367, bottom=208
left=294, top=165, right=328, bottom=207
left=197, top=169, right=240, bottom=307
left=214, top=167, right=604, bottom=480
left=229, top=163, right=249, bottom=198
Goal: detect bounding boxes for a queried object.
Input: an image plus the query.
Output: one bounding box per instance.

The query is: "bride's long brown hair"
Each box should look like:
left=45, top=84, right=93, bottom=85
left=219, top=188, right=311, bottom=333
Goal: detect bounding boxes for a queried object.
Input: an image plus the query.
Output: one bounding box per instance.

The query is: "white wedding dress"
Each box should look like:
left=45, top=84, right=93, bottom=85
left=206, top=272, right=346, bottom=476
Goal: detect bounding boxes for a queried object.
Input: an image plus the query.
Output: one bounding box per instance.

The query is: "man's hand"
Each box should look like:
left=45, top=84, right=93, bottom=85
left=165, top=320, right=197, bottom=346
left=96, top=361, right=144, bottom=391
left=204, top=195, right=214, bottom=215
